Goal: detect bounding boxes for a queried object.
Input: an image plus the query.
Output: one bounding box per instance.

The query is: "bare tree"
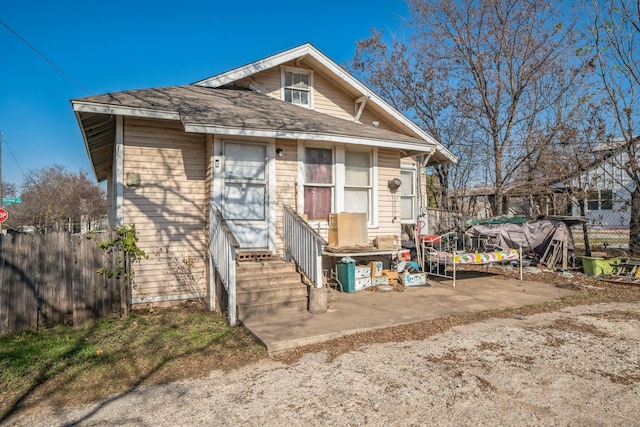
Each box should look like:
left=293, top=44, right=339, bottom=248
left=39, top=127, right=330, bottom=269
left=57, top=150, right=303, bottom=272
left=5, top=165, right=106, bottom=232
left=351, top=30, right=475, bottom=211
left=587, top=0, right=640, bottom=255
left=352, top=0, right=585, bottom=216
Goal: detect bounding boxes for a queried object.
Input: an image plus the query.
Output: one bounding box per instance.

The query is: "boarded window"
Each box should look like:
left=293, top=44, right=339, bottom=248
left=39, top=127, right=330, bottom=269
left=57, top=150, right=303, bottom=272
left=304, top=148, right=333, bottom=220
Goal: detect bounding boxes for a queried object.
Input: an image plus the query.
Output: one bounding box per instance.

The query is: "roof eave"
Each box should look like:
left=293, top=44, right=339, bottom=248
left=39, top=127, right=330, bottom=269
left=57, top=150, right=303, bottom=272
left=183, top=123, right=437, bottom=156
left=72, top=100, right=180, bottom=121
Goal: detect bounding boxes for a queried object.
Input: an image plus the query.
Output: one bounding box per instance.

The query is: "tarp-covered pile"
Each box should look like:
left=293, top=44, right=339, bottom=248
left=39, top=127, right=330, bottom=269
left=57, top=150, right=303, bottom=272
left=465, top=220, right=574, bottom=261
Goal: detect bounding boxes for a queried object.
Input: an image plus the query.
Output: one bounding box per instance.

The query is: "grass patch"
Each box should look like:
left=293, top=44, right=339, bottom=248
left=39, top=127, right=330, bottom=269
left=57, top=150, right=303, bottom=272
left=0, top=309, right=266, bottom=421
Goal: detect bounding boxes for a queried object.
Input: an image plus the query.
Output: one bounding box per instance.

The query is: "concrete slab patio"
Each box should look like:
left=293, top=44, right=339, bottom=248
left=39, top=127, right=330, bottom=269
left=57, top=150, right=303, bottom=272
left=241, top=272, right=577, bottom=354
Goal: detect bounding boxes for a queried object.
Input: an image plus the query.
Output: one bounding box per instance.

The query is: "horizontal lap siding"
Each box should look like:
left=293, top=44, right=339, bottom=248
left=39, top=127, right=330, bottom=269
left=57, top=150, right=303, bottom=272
left=274, top=139, right=299, bottom=255
left=312, top=72, right=354, bottom=120
left=374, top=148, right=403, bottom=239
left=123, top=117, right=208, bottom=304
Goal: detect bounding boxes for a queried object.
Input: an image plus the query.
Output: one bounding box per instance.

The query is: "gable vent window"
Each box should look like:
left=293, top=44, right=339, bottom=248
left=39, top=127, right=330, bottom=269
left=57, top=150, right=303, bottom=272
left=282, top=67, right=313, bottom=108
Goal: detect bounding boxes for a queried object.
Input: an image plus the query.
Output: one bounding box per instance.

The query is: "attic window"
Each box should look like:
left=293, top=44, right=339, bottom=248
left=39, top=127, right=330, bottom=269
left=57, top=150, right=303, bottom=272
left=282, top=66, right=313, bottom=108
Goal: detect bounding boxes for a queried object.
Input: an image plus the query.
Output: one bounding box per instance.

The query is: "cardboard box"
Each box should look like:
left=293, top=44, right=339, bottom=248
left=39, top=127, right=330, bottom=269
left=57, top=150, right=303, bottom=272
left=371, top=276, right=389, bottom=286
left=369, top=261, right=383, bottom=277
left=355, top=277, right=372, bottom=291
left=355, top=266, right=371, bottom=279
left=383, top=270, right=399, bottom=280
left=328, top=213, right=368, bottom=247
left=400, top=272, right=427, bottom=286
left=373, top=235, right=399, bottom=250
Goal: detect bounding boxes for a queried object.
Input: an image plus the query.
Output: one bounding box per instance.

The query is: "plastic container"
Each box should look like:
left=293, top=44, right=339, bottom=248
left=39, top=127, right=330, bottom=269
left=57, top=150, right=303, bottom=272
left=337, top=260, right=356, bottom=293
left=581, top=256, right=621, bottom=276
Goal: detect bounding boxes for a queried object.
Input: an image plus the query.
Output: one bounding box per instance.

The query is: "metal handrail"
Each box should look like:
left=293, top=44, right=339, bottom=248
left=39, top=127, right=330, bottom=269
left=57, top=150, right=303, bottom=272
left=283, top=204, right=327, bottom=288
left=209, top=204, right=239, bottom=326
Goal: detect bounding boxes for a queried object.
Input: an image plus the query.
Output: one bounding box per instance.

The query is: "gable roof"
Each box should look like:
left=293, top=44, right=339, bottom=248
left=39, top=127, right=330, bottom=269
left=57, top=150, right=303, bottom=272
left=72, top=43, right=456, bottom=181
left=73, top=86, right=442, bottom=181
left=194, top=43, right=456, bottom=164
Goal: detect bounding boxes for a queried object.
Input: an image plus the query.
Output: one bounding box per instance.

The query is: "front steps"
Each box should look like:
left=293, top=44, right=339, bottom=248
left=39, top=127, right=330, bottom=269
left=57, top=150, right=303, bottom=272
left=236, top=260, right=308, bottom=322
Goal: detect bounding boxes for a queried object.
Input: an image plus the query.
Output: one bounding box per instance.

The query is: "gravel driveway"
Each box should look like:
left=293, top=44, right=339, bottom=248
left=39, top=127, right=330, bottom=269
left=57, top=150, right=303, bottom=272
left=6, top=302, right=640, bottom=426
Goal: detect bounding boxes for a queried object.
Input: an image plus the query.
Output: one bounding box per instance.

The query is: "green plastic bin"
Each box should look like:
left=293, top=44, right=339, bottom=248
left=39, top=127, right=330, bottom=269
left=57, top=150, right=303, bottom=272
left=581, top=256, right=620, bottom=276
left=337, top=260, right=356, bottom=293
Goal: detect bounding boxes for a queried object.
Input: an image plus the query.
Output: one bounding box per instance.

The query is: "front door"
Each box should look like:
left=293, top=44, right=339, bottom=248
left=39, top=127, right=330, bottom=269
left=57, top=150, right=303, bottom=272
left=222, top=142, right=269, bottom=249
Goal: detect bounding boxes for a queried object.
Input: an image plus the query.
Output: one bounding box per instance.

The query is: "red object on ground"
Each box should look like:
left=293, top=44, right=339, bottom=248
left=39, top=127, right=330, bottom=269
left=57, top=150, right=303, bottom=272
left=418, top=234, right=441, bottom=243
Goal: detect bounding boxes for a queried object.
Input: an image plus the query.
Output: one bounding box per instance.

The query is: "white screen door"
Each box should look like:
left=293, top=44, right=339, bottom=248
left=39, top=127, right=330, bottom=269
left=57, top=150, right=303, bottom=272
left=222, top=142, right=269, bottom=249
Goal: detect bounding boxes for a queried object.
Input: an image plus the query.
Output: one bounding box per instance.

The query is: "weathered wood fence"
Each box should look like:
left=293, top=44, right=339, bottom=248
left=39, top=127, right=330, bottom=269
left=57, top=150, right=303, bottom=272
left=0, top=231, right=127, bottom=335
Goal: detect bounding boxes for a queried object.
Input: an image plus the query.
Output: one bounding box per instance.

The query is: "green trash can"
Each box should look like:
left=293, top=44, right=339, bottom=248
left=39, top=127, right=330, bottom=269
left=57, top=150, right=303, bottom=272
left=337, top=260, right=356, bottom=293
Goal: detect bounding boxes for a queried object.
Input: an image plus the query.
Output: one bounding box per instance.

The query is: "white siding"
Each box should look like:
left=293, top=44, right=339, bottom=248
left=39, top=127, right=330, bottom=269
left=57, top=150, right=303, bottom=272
left=122, top=117, right=208, bottom=304
left=372, top=148, right=403, bottom=239
left=274, top=139, right=299, bottom=254
left=236, top=62, right=398, bottom=132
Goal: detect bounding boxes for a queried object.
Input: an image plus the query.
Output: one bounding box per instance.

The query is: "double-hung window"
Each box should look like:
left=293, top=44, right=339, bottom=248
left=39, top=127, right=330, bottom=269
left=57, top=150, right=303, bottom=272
left=344, top=150, right=372, bottom=219
left=400, top=167, right=417, bottom=222
left=301, top=146, right=377, bottom=225
left=282, top=67, right=313, bottom=108
left=303, top=148, right=333, bottom=220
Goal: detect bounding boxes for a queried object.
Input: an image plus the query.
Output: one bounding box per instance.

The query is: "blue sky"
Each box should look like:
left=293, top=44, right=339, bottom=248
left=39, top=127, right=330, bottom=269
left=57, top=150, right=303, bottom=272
left=0, top=0, right=409, bottom=189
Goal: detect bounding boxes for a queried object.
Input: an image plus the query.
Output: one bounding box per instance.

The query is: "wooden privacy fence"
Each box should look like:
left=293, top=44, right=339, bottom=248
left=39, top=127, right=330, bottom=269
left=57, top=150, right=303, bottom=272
left=0, top=231, right=127, bottom=335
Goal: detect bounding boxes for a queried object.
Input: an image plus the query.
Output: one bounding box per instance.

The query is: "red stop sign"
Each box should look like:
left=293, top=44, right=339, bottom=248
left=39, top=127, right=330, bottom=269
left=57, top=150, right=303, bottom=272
left=0, top=208, right=8, bottom=222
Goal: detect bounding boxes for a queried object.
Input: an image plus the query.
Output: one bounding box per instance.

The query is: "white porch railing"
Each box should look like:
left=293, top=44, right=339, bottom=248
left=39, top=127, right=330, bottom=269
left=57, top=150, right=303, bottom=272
left=209, top=204, right=240, bottom=326
left=283, top=204, right=327, bottom=289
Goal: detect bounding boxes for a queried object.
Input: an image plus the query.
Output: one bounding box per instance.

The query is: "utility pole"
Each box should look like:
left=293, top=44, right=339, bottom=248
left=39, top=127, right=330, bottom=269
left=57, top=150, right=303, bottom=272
left=0, top=131, right=3, bottom=233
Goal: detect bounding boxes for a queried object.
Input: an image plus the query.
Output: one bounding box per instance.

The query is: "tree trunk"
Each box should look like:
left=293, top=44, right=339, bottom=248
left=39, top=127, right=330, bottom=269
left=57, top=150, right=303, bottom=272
left=629, top=186, right=640, bottom=257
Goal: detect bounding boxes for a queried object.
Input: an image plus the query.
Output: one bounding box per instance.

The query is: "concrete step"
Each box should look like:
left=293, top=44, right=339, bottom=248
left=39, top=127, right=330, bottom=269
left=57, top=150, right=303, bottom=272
left=236, top=260, right=297, bottom=279
left=235, top=260, right=309, bottom=322
left=237, top=284, right=307, bottom=305
left=237, top=272, right=304, bottom=289
left=237, top=297, right=308, bottom=320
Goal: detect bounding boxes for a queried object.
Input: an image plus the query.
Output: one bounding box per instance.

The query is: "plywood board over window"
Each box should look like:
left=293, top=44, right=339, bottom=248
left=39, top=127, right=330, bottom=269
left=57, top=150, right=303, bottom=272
left=304, top=147, right=333, bottom=220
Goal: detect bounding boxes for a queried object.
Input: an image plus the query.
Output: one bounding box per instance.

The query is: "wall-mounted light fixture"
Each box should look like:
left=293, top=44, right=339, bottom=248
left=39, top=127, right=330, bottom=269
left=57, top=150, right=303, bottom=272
left=276, top=148, right=284, bottom=157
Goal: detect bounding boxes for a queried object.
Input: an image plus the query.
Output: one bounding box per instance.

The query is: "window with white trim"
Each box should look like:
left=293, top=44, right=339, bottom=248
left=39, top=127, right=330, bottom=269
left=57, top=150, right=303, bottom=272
left=282, top=67, right=313, bottom=108
left=344, top=150, right=372, bottom=219
left=400, top=167, right=417, bottom=222
left=585, top=189, right=613, bottom=211
left=301, top=146, right=377, bottom=225
left=303, top=148, right=333, bottom=220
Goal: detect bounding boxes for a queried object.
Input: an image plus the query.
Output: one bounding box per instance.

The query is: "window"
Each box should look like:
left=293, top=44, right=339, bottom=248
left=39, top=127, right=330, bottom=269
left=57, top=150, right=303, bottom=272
left=400, top=167, right=416, bottom=222
left=301, top=146, right=377, bottom=225
left=303, top=148, right=333, bottom=220
left=585, top=189, right=613, bottom=211
left=600, top=189, right=613, bottom=210
left=282, top=67, right=312, bottom=108
left=344, top=150, right=372, bottom=218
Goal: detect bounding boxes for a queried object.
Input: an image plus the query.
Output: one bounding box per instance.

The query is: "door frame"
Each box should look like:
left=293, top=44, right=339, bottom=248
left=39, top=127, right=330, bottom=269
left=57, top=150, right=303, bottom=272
left=212, top=136, right=276, bottom=253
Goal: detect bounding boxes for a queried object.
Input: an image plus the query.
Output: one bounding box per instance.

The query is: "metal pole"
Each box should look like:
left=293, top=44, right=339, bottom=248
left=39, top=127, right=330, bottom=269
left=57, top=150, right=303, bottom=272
left=0, top=132, right=3, bottom=234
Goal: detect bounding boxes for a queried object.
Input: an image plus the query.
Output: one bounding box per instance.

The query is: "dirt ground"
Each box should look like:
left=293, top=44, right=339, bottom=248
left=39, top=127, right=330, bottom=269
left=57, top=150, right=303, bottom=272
left=6, top=276, right=640, bottom=426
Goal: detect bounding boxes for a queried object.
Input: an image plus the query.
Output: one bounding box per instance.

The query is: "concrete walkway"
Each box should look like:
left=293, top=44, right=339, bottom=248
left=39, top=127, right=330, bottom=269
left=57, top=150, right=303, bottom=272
left=241, top=272, right=577, bottom=354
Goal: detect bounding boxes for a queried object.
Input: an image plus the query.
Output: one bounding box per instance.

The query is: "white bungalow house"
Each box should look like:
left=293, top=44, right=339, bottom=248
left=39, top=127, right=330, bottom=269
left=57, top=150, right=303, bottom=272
left=562, top=138, right=638, bottom=229
left=71, top=43, right=455, bottom=323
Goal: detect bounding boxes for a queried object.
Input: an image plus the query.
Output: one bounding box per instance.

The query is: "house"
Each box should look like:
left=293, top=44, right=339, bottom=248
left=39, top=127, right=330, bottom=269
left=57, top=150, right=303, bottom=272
left=556, top=138, right=639, bottom=229
left=71, top=43, right=455, bottom=322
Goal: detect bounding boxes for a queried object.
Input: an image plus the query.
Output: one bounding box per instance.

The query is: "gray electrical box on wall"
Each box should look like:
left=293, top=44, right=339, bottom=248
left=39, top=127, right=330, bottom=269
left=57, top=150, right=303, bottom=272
left=126, top=172, right=141, bottom=187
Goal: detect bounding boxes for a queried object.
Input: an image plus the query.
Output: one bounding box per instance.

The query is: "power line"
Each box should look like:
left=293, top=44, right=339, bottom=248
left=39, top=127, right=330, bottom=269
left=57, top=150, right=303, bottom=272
left=0, top=134, right=27, bottom=180
left=0, top=19, right=92, bottom=96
